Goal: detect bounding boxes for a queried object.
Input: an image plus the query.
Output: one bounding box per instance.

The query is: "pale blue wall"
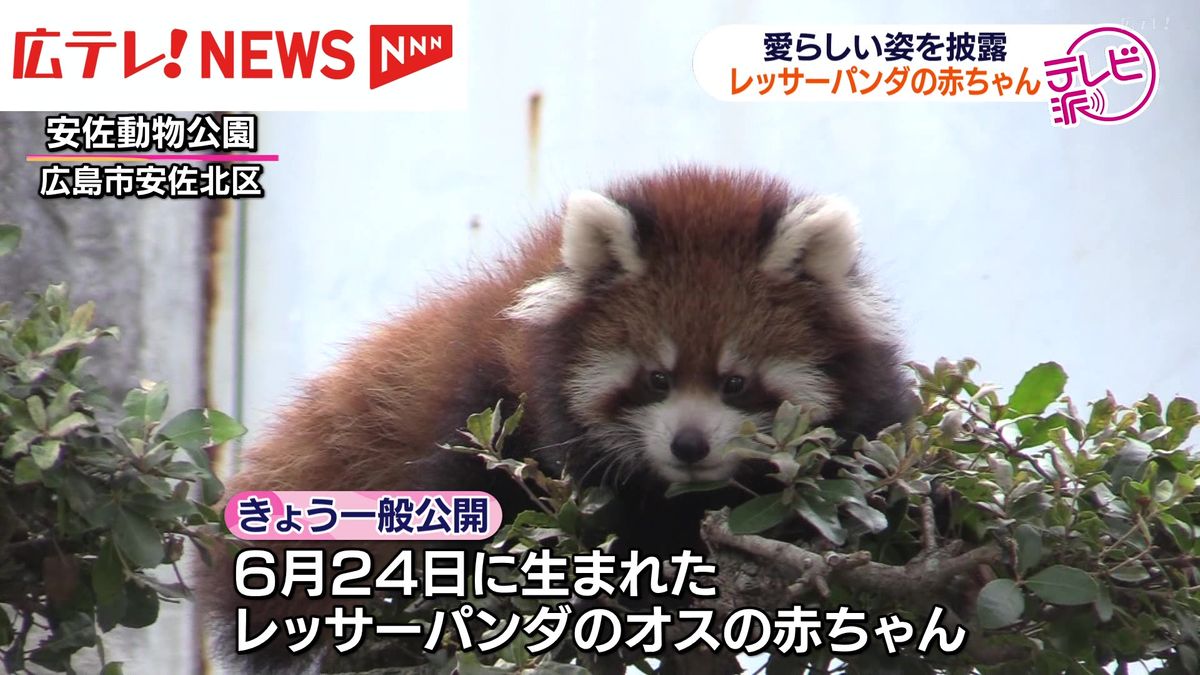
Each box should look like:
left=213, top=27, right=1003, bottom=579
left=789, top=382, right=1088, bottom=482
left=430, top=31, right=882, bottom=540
left=241, top=0, right=1199, bottom=448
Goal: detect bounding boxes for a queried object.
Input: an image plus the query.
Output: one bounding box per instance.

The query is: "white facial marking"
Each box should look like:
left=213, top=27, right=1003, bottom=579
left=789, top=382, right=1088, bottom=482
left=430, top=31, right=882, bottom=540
left=657, top=337, right=678, bottom=371
left=560, top=190, right=644, bottom=279
left=504, top=274, right=581, bottom=324
left=565, top=349, right=640, bottom=424
left=761, top=194, right=860, bottom=283
left=759, top=358, right=838, bottom=422
left=844, top=277, right=903, bottom=343
left=718, top=343, right=751, bottom=375
left=634, top=392, right=756, bottom=483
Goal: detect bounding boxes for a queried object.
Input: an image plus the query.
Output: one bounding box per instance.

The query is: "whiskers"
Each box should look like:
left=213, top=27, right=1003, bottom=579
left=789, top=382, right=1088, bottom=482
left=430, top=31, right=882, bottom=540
left=573, top=423, right=647, bottom=488
left=550, top=411, right=776, bottom=490
left=527, top=434, right=586, bottom=455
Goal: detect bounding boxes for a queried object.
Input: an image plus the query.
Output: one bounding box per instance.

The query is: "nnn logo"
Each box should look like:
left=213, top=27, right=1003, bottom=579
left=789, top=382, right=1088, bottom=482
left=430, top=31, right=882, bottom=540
left=369, top=25, right=453, bottom=89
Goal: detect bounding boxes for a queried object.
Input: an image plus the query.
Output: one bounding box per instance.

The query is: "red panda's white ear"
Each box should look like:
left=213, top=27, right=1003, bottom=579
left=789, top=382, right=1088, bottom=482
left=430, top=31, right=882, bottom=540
left=760, top=195, right=860, bottom=283
left=560, top=190, right=645, bottom=278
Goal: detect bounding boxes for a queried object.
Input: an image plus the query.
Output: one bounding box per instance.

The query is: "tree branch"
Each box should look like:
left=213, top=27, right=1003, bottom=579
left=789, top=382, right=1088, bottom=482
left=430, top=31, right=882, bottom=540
left=700, top=510, right=1001, bottom=602
left=696, top=510, right=1032, bottom=667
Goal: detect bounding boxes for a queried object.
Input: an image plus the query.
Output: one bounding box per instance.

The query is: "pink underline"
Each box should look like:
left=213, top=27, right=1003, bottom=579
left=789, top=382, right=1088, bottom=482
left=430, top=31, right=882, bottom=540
left=25, top=154, right=280, bottom=162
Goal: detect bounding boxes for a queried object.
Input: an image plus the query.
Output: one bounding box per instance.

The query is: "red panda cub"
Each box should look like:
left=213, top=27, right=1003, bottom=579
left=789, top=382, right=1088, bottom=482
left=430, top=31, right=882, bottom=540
left=198, top=167, right=915, bottom=671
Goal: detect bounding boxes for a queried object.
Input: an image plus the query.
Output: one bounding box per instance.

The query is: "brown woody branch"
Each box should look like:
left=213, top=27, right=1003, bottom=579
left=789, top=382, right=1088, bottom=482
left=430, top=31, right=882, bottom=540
left=697, top=509, right=1034, bottom=667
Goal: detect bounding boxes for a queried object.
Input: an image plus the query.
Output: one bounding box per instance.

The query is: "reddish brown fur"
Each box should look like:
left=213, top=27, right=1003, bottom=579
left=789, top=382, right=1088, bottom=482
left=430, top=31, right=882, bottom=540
left=197, top=214, right=564, bottom=670
left=575, top=170, right=857, bottom=395
left=195, top=166, right=914, bottom=671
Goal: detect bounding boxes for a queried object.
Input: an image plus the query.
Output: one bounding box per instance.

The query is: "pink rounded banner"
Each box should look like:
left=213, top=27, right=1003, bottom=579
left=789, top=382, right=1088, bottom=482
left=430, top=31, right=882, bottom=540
left=224, top=490, right=503, bottom=541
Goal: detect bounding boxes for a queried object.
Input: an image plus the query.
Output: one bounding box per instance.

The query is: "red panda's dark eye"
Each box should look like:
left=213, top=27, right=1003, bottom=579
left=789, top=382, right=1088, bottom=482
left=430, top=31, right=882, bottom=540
left=721, top=375, right=747, bottom=396
left=648, top=371, right=671, bottom=392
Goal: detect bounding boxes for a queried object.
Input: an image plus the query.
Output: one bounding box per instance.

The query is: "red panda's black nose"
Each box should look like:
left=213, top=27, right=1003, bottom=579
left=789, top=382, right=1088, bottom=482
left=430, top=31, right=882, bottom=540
left=670, top=428, right=710, bottom=464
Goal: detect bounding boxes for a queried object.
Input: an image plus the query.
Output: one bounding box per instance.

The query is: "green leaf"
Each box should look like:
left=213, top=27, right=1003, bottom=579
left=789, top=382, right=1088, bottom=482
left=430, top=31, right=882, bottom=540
left=1019, top=413, right=1075, bottom=449
left=860, top=439, right=899, bottom=472
left=122, top=388, right=147, bottom=419
left=158, top=409, right=207, bottom=449
left=1094, top=585, right=1114, bottom=623
left=1165, top=396, right=1198, bottom=426
left=843, top=501, right=889, bottom=533
left=1109, top=438, right=1151, bottom=487
left=15, top=359, right=47, bottom=383
left=44, top=283, right=68, bottom=311
left=466, top=407, right=495, bottom=448
left=772, top=401, right=804, bottom=444
left=118, top=580, right=159, bottom=628
left=556, top=500, right=581, bottom=536
left=489, top=400, right=503, bottom=444
left=208, top=410, right=247, bottom=444
left=123, top=382, right=170, bottom=424
left=48, top=412, right=91, bottom=438
left=1153, top=479, right=1174, bottom=503
left=977, top=578, right=1025, bottom=629
left=27, top=395, right=48, bottom=431
left=728, top=493, right=792, bottom=535
left=159, top=408, right=246, bottom=450
left=92, top=539, right=126, bottom=602
left=3, top=429, right=38, bottom=459
left=46, top=382, right=83, bottom=423
left=1174, top=474, right=1197, bottom=502
left=1006, top=362, right=1067, bottom=417
left=68, top=301, right=95, bottom=334
left=96, top=586, right=127, bottom=633
left=159, top=462, right=208, bottom=480
left=506, top=510, right=558, bottom=532
left=665, top=480, right=730, bottom=497
left=1108, top=565, right=1151, bottom=584
left=14, top=456, right=43, bottom=484
left=112, top=509, right=165, bottom=569
left=100, top=663, right=125, bottom=675
left=794, top=493, right=847, bottom=545
left=1087, top=394, right=1117, bottom=437
left=0, top=609, right=11, bottom=649
left=1015, top=523, right=1043, bottom=575
left=31, top=440, right=62, bottom=470
left=1025, top=565, right=1098, bottom=606
left=0, top=224, right=20, bottom=256
left=1165, top=396, right=1199, bottom=448
left=497, top=398, right=525, bottom=451
left=579, top=486, right=613, bottom=515
left=817, top=478, right=867, bottom=506
left=1180, top=645, right=1200, bottom=675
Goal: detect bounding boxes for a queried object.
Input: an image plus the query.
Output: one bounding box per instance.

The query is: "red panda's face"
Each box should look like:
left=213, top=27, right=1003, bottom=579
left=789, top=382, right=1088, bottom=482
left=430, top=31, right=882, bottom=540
left=507, top=171, right=897, bottom=486
left=558, top=330, right=835, bottom=484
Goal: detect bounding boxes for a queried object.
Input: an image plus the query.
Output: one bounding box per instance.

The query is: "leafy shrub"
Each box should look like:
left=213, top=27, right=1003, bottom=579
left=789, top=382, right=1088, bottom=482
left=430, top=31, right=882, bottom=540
left=0, top=225, right=243, bottom=673
left=4, top=218, right=1196, bottom=674
left=341, top=358, right=1199, bottom=674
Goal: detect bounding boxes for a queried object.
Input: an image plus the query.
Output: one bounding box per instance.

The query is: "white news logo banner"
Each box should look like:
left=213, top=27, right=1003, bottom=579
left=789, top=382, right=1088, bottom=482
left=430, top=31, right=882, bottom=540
left=0, top=0, right=468, bottom=111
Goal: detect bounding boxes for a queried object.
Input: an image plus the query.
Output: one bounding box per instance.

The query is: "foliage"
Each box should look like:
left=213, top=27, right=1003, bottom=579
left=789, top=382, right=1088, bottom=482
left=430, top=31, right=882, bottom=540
left=0, top=226, right=244, bottom=673
left=910, top=358, right=1200, bottom=674
left=718, top=357, right=1200, bottom=673
left=344, top=357, right=1200, bottom=675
